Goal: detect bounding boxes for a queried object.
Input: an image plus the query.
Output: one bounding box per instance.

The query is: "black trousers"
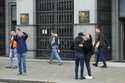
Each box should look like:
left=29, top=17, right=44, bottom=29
left=75, top=52, right=84, bottom=78
left=84, top=55, right=92, bottom=76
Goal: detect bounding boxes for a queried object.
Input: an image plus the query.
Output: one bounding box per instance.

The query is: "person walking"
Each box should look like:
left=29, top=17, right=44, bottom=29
left=93, top=26, right=109, bottom=68
left=6, top=31, right=17, bottom=69
left=48, top=32, right=63, bottom=65
left=74, top=32, right=85, bottom=80
left=15, top=28, right=28, bottom=75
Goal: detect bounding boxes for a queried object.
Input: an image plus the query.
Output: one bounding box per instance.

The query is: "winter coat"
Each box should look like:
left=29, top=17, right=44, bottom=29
left=15, top=32, right=28, bottom=54
left=74, top=35, right=84, bottom=53
left=83, top=36, right=94, bottom=56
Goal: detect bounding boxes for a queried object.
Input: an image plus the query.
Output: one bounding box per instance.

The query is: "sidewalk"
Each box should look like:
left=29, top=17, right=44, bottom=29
left=0, top=57, right=125, bottom=83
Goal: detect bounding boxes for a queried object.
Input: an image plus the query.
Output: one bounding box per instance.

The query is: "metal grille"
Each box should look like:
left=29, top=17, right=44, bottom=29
left=36, top=0, right=74, bottom=59
left=97, top=0, right=112, bottom=60
left=0, top=0, right=5, bottom=56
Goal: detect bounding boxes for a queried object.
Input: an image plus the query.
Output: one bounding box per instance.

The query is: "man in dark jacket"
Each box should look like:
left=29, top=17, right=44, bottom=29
left=93, top=27, right=109, bottom=68
left=15, top=28, right=28, bottom=75
left=74, top=32, right=85, bottom=80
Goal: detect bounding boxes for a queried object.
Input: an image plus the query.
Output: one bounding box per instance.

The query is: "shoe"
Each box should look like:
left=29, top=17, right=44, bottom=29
left=101, top=65, right=107, bottom=68
left=22, top=72, right=27, bottom=76
left=12, top=66, right=18, bottom=69
left=93, top=63, right=97, bottom=67
left=80, top=77, right=86, bottom=80
left=48, top=61, right=52, bottom=64
left=5, top=66, right=12, bottom=69
left=75, top=77, right=78, bottom=80
left=17, top=72, right=22, bottom=75
left=85, top=76, right=93, bottom=79
left=58, top=62, right=63, bottom=65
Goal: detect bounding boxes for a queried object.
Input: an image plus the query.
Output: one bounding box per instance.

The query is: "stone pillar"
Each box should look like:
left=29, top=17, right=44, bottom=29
left=5, top=0, right=16, bottom=56
left=16, top=0, right=36, bottom=58
left=112, top=0, right=120, bottom=61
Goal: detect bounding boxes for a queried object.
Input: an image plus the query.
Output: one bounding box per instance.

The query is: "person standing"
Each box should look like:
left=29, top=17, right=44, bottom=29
left=74, top=32, right=85, bottom=80
left=83, top=33, right=94, bottom=79
left=15, top=28, right=28, bottom=75
left=48, top=32, right=63, bottom=65
left=6, top=31, right=17, bottom=69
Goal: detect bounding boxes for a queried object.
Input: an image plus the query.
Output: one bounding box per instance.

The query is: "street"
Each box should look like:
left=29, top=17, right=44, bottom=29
left=0, top=57, right=125, bottom=83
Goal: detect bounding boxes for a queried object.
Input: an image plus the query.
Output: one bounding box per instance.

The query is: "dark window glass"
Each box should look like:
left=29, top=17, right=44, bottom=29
left=0, top=0, right=5, bottom=55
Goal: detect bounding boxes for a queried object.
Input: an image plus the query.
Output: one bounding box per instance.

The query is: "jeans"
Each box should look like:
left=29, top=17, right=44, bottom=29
left=9, top=48, right=17, bottom=67
left=50, top=48, right=62, bottom=63
left=75, top=52, right=84, bottom=79
left=17, top=53, right=27, bottom=74
left=96, top=48, right=107, bottom=66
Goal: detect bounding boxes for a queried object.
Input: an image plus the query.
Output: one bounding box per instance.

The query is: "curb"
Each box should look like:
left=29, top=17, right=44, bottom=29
left=0, top=79, right=56, bottom=83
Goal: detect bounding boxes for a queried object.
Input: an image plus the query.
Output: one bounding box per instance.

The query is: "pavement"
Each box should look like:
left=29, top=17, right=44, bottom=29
left=0, top=57, right=125, bottom=83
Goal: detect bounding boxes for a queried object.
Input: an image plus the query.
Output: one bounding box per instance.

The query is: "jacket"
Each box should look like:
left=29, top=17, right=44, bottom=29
left=15, top=32, right=28, bottom=54
left=74, top=35, right=84, bottom=53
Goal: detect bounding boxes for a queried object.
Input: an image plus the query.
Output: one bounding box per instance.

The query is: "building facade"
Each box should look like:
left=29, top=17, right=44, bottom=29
left=0, top=0, right=123, bottom=61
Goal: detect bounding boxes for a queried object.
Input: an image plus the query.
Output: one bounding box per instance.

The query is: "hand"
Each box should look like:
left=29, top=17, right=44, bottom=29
left=108, top=46, right=110, bottom=50
left=18, top=32, right=24, bottom=37
left=79, top=44, right=83, bottom=47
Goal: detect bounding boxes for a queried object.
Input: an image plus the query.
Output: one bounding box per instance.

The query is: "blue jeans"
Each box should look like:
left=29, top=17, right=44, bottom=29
left=50, top=48, right=62, bottom=63
left=96, top=48, right=107, bottom=66
left=9, top=48, right=17, bottom=67
left=17, top=53, right=27, bottom=74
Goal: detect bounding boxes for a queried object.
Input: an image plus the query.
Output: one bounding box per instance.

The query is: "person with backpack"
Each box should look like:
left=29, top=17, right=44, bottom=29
left=6, top=31, right=17, bottom=69
left=93, top=26, right=109, bottom=68
left=48, top=32, right=63, bottom=65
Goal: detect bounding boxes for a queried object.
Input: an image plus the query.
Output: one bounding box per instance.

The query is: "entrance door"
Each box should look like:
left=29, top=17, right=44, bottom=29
left=36, top=0, right=74, bottom=59
left=120, top=18, right=125, bottom=60
left=123, top=21, right=125, bottom=60
left=8, top=2, right=16, bottom=31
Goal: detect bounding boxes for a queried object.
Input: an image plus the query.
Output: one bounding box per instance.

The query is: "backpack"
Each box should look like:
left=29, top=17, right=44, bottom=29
left=10, top=39, right=17, bottom=49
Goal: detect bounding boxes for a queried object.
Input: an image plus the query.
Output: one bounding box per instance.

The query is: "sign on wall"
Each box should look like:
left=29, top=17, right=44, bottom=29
left=79, top=11, right=89, bottom=23
left=20, top=13, right=29, bottom=25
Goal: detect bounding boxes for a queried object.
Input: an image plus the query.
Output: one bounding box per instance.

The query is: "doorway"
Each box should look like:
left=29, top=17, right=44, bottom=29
left=120, top=18, right=125, bottom=60
left=8, top=2, right=16, bottom=31
left=0, top=0, right=5, bottom=56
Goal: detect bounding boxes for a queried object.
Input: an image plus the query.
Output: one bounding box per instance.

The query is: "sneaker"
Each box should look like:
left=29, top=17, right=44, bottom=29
left=85, top=76, right=93, bottom=79
left=17, top=72, right=22, bottom=75
left=48, top=61, right=52, bottom=64
left=80, top=77, right=86, bottom=80
left=101, top=65, right=107, bottom=68
left=12, top=66, right=18, bottom=69
left=93, top=63, right=97, bottom=67
left=75, top=77, right=78, bottom=80
left=5, top=66, right=12, bottom=69
left=58, top=62, right=63, bottom=65
left=22, top=72, right=27, bottom=76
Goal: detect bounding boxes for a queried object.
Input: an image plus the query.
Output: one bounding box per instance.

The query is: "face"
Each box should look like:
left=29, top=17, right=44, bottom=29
left=11, top=31, right=15, bottom=35
left=96, top=28, right=100, bottom=33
